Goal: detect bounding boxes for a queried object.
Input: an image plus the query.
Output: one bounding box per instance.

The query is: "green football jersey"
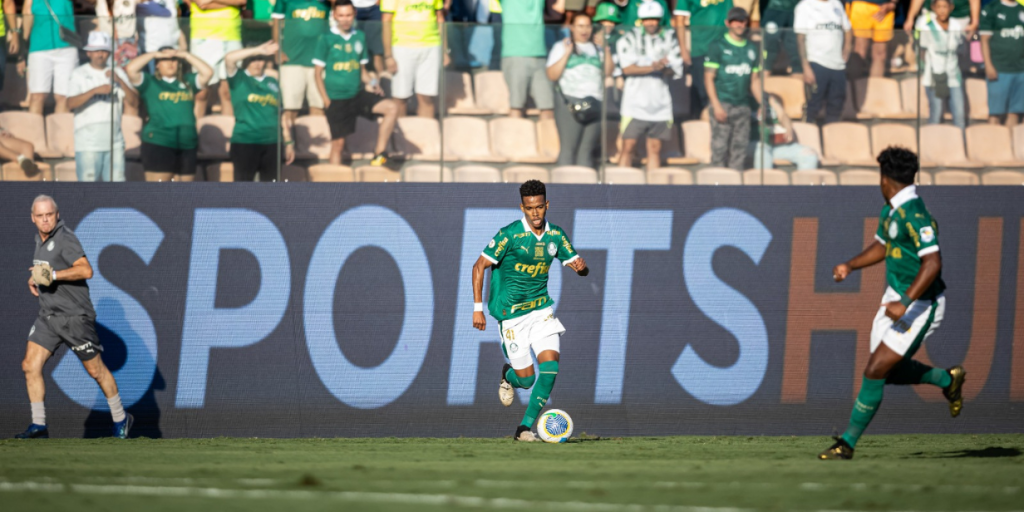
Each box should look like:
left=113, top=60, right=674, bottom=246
left=228, top=71, right=281, bottom=145
left=312, top=29, right=369, bottom=100
left=875, top=189, right=946, bottom=301
left=137, top=73, right=200, bottom=150
left=978, top=0, right=1024, bottom=73
left=675, top=0, right=732, bottom=57
left=272, top=0, right=330, bottom=67
left=481, top=218, right=579, bottom=322
left=705, top=34, right=762, bottom=106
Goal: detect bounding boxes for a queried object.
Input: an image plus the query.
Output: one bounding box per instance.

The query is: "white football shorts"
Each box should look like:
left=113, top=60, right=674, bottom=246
left=870, top=287, right=945, bottom=357
left=498, top=307, right=565, bottom=370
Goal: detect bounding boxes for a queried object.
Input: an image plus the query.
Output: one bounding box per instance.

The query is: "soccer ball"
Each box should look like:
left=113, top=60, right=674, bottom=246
left=537, top=409, right=573, bottom=443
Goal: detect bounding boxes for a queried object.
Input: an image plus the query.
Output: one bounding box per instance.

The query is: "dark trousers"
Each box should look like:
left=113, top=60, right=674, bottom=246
left=689, top=58, right=709, bottom=118
left=553, top=88, right=600, bottom=167
left=762, top=8, right=802, bottom=74
left=230, top=142, right=278, bottom=182
left=805, top=62, right=847, bottom=124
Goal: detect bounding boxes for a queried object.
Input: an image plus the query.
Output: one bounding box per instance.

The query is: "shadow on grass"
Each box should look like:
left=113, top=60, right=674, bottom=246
left=936, top=447, right=1022, bottom=458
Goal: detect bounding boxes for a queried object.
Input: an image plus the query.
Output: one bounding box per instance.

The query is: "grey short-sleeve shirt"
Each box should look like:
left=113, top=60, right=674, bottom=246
left=33, top=220, right=96, bottom=319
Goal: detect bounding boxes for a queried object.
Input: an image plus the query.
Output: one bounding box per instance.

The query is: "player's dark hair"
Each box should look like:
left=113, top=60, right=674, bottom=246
left=334, top=0, right=354, bottom=9
left=877, top=146, right=919, bottom=185
left=520, top=180, right=546, bottom=201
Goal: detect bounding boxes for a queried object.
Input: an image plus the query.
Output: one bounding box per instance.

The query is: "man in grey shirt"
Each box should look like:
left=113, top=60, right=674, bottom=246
left=16, top=195, right=132, bottom=439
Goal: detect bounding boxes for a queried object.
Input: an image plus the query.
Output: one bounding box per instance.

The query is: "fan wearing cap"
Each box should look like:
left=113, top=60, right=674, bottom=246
left=615, top=0, right=683, bottom=171
left=616, top=0, right=672, bottom=28
left=67, top=31, right=138, bottom=182
left=704, top=6, right=763, bottom=171
left=592, top=2, right=626, bottom=51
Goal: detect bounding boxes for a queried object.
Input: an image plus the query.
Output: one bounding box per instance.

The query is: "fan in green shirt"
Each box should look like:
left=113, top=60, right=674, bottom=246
left=271, top=0, right=329, bottom=66
left=674, top=0, right=733, bottom=61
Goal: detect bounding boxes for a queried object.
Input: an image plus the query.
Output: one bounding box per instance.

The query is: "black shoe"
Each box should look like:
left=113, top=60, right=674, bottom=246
left=14, top=424, right=48, bottom=439
left=514, top=425, right=538, bottom=442
left=943, top=366, right=966, bottom=418
left=818, top=437, right=854, bottom=460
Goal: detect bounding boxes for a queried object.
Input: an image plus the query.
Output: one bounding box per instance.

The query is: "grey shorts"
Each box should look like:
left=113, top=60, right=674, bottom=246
left=621, top=118, right=672, bottom=141
left=28, top=315, right=102, bottom=361
left=501, top=56, right=555, bottom=110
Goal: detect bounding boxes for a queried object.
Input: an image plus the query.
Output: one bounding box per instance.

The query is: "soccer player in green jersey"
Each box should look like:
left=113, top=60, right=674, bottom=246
left=471, top=180, right=589, bottom=442
left=819, top=147, right=966, bottom=460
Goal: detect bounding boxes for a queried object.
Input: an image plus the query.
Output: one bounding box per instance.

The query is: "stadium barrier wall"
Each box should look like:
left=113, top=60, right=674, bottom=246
left=1, top=184, right=1023, bottom=438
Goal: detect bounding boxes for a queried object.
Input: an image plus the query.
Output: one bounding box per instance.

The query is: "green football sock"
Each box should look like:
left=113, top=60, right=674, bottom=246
left=886, top=360, right=951, bottom=388
left=841, top=376, right=885, bottom=449
left=521, top=361, right=558, bottom=428
left=505, top=367, right=535, bottom=389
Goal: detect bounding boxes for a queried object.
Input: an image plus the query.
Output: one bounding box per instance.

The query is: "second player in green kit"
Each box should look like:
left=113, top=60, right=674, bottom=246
left=471, top=180, right=589, bottom=442
left=820, top=147, right=966, bottom=460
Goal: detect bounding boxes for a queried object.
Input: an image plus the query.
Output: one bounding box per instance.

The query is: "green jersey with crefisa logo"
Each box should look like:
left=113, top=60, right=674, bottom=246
left=481, top=218, right=578, bottom=322
left=875, top=192, right=946, bottom=301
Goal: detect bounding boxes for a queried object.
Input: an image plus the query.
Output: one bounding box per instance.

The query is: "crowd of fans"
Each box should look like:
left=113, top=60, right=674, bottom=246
left=0, top=0, right=1019, bottom=180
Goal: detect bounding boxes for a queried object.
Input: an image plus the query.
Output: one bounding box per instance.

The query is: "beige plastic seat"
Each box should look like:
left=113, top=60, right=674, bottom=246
left=696, top=167, right=742, bottom=185
left=1015, top=124, right=1024, bottom=160
left=965, top=78, right=988, bottom=121
left=982, top=170, right=1024, bottom=185
left=53, top=161, right=77, bottom=182
left=822, top=123, right=876, bottom=166
left=791, top=169, right=838, bottom=185
left=648, top=167, right=694, bottom=185
left=916, top=171, right=933, bottom=185
left=899, top=78, right=927, bottom=117
left=790, top=122, right=836, bottom=166
left=445, top=71, right=489, bottom=115
left=345, top=117, right=380, bottom=160
left=0, top=112, right=61, bottom=158
left=839, top=169, right=880, bottom=185
left=550, top=165, right=598, bottom=184
left=123, top=115, right=143, bottom=159
left=764, top=76, right=806, bottom=119
left=308, top=164, right=355, bottom=182
left=920, top=125, right=983, bottom=169
left=45, top=113, right=75, bottom=158
left=934, top=170, right=979, bottom=185
left=394, top=117, right=441, bottom=161
left=442, top=117, right=505, bottom=162
left=743, top=168, right=790, bottom=185
left=404, top=164, right=452, bottom=182
left=681, top=120, right=711, bottom=164
left=197, top=115, right=234, bottom=159
left=278, top=165, right=308, bottom=182
left=502, top=165, right=549, bottom=183
left=490, top=117, right=554, bottom=163
left=2, top=161, right=49, bottom=181
left=294, top=115, right=332, bottom=160
left=454, top=165, right=501, bottom=183
left=537, top=117, right=560, bottom=162
left=854, top=78, right=913, bottom=119
left=601, top=166, right=645, bottom=184
left=663, top=123, right=698, bottom=165
left=355, top=165, right=400, bottom=182
left=204, top=162, right=234, bottom=182
left=869, top=123, right=935, bottom=167
left=965, top=125, right=1024, bottom=167
left=474, top=71, right=510, bottom=115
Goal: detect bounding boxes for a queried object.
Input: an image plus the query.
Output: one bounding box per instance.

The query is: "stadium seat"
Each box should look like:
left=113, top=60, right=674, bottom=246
left=537, top=118, right=560, bottom=162
left=790, top=122, right=836, bottom=166
left=474, top=71, right=511, bottom=115
left=355, top=166, right=400, bottom=182
left=502, top=165, right=549, bottom=183
left=445, top=71, right=490, bottom=115
left=1015, top=124, right=1024, bottom=160
left=869, top=123, right=935, bottom=167
left=790, top=169, right=838, bottom=185
left=294, top=115, right=332, bottom=160
left=648, top=167, right=694, bottom=185
left=681, top=120, right=711, bottom=164
left=394, top=117, right=441, bottom=161
left=854, top=78, right=913, bottom=119
left=743, top=168, right=789, bottom=185
left=965, top=125, right=1024, bottom=167
left=125, top=161, right=145, bottom=181
left=841, top=82, right=858, bottom=121
left=144, top=170, right=174, bottom=182
left=965, top=78, right=988, bottom=121
left=919, top=125, right=983, bottom=169
left=899, top=78, right=927, bottom=117
left=981, top=170, right=1024, bottom=185
left=204, top=162, right=234, bottom=182
left=45, top=113, right=75, bottom=158
left=454, top=165, right=501, bottom=183
left=489, top=117, right=554, bottom=164
left=602, top=166, right=645, bottom=184
left=0, top=112, right=62, bottom=158
left=696, top=167, right=742, bottom=185
left=2, top=161, right=49, bottom=181
left=308, top=164, right=355, bottom=182
left=933, top=170, right=979, bottom=185
left=917, top=171, right=933, bottom=185
left=53, top=161, right=77, bottom=181
left=764, top=76, right=806, bottom=119
left=345, top=117, right=380, bottom=160
left=404, top=164, right=452, bottom=182
left=839, top=169, right=880, bottom=185
left=659, top=123, right=698, bottom=165
left=442, top=117, right=505, bottom=162
left=123, top=115, right=143, bottom=159
left=197, top=115, right=234, bottom=160
left=278, top=165, right=308, bottom=182
left=550, top=166, right=598, bottom=184
left=822, top=123, right=876, bottom=167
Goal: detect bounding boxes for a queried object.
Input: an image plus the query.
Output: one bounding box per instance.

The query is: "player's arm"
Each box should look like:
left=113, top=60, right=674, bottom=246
left=471, top=255, right=493, bottom=331
left=832, top=241, right=886, bottom=282
left=54, top=256, right=94, bottom=282
left=557, top=234, right=588, bottom=276
left=884, top=252, right=941, bottom=320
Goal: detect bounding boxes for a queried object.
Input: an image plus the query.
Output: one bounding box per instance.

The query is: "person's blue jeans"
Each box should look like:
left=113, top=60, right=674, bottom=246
left=926, top=85, right=965, bottom=129
left=76, top=142, right=125, bottom=182
left=750, top=141, right=820, bottom=170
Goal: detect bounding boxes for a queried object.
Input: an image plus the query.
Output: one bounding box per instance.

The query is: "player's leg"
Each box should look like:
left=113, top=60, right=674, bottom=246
left=19, top=341, right=53, bottom=438
left=370, top=96, right=400, bottom=158
left=519, top=346, right=559, bottom=432
left=71, top=317, right=132, bottom=438
left=500, top=319, right=537, bottom=407
left=645, top=133, right=662, bottom=171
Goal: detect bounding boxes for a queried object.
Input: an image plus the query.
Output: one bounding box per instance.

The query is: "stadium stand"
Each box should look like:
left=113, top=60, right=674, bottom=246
left=934, top=170, right=980, bottom=185
left=601, top=166, right=646, bottom=185
left=197, top=115, right=234, bottom=160
left=648, top=168, right=694, bottom=185
left=1015, top=125, right=1024, bottom=160
left=394, top=117, right=442, bottom=161
left=294, top=116, right=332, bottom=161
left=280, top=165, right=309, bottom=182
left=454, top=165, right=501, bottom=183
left=964, top=79, right=988, bottom=121
left=899, top=78, right=925, bottom=117
left=122, top=115, right=143, bottom=160
left=550, top=166, right=598, bottom=184
left=822, top=123, right=876, bottom=167
left=443, top=117, right=506, bottom=162
left=344, top=118, right=382, bottom=160
left=790, top=122, right=836, bottom=167
left=743, top=169, right=790, bottom=185
left=681, top=121, right=712, bottom=164
left=355, top=166, right=401, bottom=182
left=696, top=168, right=743, bottom=185
left=790, top=169, right=838, bottom=185
left=919, top=125, right=984, bottom=169
left=45, top=113, right=75, bottom=158
left=489, top=117, right=555, bottom=164
left=839, top=169, right=881, bottom=185
left=308, top=164, right=355, bottom=182
left=0, top=112, right=62, bottom=158
left=536, top=118, right=560, bottom=162
left=854, top=78, right=915, bottom=120
left=445, top=71, right=490, bottom=115
left=473, top=71, right=511, bottom=115
left=981, top=170, right=1024, bottom=186
left=53, top=161, right=77, bottom=181
left=965, top=125, right=1024, bottom=168
left=869, top=123, right=934, bottom=167
left=404, top=165, right=453, bottom=182
left=502, top=166, right=549, bottom=183
left=764, top=76, right=806, bottom=120
left=1, top=161, right=49, bottom=181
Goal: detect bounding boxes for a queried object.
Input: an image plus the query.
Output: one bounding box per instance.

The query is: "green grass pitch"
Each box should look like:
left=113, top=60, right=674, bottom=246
left=1, top=434, right=1022, bottom=512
